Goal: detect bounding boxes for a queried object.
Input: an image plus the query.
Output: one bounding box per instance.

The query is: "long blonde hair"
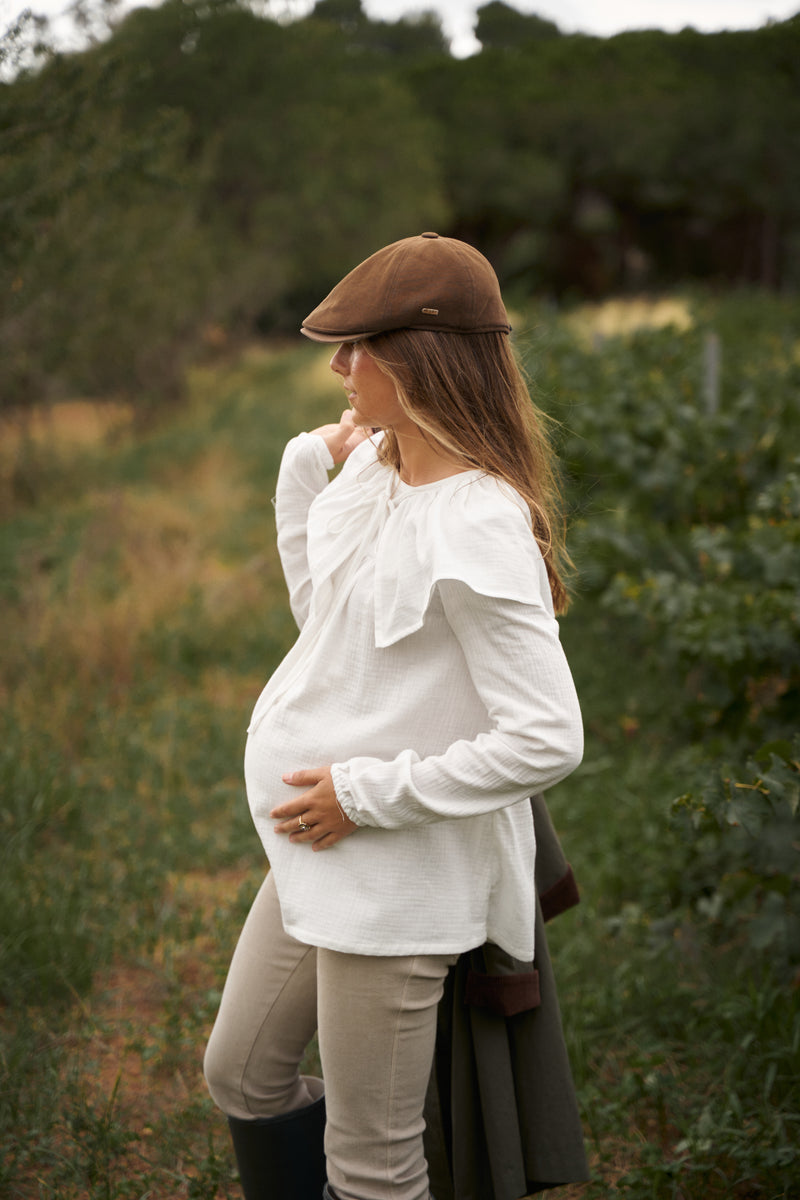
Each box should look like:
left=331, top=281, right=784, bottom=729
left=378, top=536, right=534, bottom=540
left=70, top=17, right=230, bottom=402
left=362, top=329, right=571, bottom=614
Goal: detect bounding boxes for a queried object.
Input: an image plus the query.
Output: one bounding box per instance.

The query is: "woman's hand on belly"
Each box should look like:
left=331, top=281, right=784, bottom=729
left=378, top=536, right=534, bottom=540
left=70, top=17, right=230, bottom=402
left=271, top=766, right=359, bottom=851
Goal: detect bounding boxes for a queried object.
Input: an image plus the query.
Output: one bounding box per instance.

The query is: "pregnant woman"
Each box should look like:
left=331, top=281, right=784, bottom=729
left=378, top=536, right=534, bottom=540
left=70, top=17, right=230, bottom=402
left=203, top=232, right=584, bottom=1200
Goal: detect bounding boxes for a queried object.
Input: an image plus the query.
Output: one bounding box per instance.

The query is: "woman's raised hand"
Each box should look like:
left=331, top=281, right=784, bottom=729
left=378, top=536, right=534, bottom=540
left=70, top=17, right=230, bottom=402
left=311, top=409, right=369, bottom=464
left=270, top=767, right=359, bottom=851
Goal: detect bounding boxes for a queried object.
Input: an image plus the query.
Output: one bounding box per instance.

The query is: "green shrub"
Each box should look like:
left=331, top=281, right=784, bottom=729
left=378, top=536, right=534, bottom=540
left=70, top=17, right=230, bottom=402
left=672, top=737, right=800, bottom=977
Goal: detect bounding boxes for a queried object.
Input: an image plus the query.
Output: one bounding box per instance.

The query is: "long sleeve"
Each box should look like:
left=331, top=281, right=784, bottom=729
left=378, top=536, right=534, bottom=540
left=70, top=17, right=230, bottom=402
left=331, top=578, right=583, bottom=828
left=274, top=433, right=334, bottom=628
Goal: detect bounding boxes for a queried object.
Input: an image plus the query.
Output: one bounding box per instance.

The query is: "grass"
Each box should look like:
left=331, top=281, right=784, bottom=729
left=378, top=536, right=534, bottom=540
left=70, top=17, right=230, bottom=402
left=1, top=343, right=332, bottom=1198
left=1, top=306, right=798, bottom=1198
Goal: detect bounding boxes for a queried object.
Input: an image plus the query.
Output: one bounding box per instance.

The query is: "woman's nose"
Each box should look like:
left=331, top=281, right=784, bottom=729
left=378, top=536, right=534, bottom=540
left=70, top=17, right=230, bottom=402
left=330, top=344, right=349, bottom=376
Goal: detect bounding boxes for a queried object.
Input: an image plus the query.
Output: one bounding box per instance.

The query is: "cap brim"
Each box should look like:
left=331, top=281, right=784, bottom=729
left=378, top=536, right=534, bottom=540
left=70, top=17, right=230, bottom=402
left=300, top=326, right=380, bottom=344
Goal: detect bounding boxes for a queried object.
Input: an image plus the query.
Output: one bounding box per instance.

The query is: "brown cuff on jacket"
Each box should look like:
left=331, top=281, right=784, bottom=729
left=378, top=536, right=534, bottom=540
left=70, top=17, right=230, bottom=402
left=464, top=968, right=541, bottom=1016
left=540, top=863, right=580, bottom=924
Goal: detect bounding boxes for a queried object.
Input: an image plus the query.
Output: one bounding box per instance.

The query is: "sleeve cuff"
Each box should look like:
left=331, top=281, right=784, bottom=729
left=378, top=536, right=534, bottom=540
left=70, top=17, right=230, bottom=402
left=295, top=431, right=336, bottom=471
left=330, top=762, right=367, bottom=827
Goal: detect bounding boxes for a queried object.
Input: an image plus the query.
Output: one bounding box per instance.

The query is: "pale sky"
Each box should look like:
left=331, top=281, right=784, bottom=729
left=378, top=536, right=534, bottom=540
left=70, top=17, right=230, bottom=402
left=2, top=0, right=797, bottom=57
left=366, top=0, right=799, bottom=54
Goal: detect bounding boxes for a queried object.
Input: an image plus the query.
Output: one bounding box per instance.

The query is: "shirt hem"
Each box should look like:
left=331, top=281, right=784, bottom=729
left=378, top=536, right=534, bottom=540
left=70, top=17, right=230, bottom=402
left=280, top=915, right=534, bottom=961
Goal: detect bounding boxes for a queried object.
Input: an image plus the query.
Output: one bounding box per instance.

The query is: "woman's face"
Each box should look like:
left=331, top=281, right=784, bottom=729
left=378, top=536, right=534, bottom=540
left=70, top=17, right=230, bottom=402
left=330, top=342, right=414, bottom=434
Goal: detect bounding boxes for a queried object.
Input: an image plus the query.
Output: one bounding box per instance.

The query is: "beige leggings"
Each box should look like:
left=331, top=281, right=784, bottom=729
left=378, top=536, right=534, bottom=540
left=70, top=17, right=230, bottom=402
left=203, top=872, right=456, bottom=1200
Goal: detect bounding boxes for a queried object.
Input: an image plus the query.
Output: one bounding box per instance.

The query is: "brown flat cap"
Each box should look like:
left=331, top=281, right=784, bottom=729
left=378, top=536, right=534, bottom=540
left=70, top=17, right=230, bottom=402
left=301, top=232, right=511, bottom=343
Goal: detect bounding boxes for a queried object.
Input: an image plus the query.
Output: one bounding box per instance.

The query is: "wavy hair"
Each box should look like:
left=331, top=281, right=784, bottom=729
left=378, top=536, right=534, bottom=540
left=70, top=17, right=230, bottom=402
left=362, top=329, right=571, bottom=614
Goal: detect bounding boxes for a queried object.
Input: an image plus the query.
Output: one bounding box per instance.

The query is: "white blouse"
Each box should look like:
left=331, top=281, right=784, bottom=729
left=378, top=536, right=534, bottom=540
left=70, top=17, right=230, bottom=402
left=244, top=432, right=583, bottom=959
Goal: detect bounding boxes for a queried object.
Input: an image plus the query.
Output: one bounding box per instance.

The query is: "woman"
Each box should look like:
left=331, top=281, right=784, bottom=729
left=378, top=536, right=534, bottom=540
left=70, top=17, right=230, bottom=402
left=204, top=232, right=583, bottom=1200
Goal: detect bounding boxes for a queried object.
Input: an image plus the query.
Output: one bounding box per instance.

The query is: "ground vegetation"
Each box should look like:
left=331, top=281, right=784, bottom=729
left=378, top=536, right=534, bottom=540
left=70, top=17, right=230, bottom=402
left=1, top=294, right=798, bottom=1197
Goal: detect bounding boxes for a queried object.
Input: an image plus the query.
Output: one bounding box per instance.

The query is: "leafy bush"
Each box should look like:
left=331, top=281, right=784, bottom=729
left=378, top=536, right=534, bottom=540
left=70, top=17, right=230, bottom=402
left=603, top=461, right=800, bottom=739
left=672, top=737, right=800, bottom=977
left=524, top=301, right=800, bottom=1197
left=526, top=300, right=800, bottom=747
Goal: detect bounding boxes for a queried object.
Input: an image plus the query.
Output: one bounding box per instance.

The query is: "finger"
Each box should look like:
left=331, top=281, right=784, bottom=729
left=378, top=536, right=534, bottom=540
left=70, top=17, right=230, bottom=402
left=274, top=817, right=307, bottom=835
left=288, top=820, right=332, bottom=844
left=271, top=777, right=322, bottom=821
left=270, top=800, right=311, bottom=823
left=283, top=799, right=329, bottom=829
left=311, top=830, right=343, bottom=851
left=281, top=769, right=325, bottom=788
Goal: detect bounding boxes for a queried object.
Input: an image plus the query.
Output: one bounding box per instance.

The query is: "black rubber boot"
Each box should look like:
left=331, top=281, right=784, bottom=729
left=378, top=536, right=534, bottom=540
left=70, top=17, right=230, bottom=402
left=227, top=1088, right=326, bottom=1200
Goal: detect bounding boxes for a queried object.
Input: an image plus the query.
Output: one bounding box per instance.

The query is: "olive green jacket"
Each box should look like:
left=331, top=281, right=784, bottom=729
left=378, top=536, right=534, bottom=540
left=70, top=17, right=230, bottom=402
left=424, top=794, right=589, bottom=1199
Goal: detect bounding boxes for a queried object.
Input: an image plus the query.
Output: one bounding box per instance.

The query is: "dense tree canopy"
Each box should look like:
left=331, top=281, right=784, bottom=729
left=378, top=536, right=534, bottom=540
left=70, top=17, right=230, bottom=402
left=475, top=1, right=561, bottom=50
left=1, top=0, right=799, bottom=406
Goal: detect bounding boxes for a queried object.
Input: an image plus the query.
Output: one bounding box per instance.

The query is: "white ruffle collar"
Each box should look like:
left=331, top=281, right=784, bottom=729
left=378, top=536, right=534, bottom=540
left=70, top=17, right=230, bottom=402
left=305, top=436, right=551, bottom=649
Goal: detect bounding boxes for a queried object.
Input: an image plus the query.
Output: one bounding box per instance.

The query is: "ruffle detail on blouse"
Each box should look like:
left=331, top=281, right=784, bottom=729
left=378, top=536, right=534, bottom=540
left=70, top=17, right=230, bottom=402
left=373, top=474, right=551, bottom=649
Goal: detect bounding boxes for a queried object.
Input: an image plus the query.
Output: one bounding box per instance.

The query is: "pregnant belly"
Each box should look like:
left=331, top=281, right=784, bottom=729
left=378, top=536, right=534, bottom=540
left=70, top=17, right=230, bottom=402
left=243, top=707, right=364, bottom=830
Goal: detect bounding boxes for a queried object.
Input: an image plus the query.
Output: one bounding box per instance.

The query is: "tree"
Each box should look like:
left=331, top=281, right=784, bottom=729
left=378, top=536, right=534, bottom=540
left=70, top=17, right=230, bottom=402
left=0, top=0, right=450, bottom=409
left=308, top=0, right=448, bottom=58
left=475, top=2, right=561, bottom=51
